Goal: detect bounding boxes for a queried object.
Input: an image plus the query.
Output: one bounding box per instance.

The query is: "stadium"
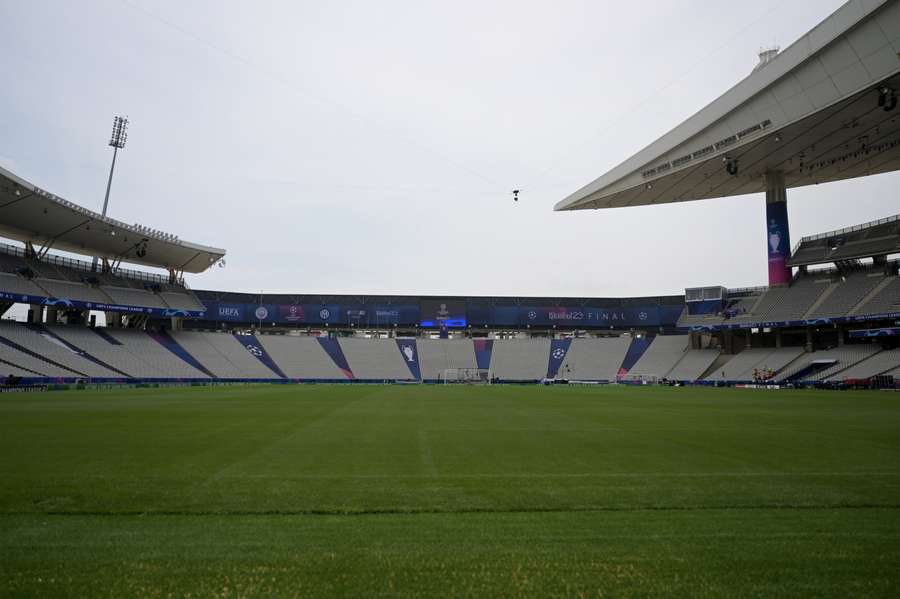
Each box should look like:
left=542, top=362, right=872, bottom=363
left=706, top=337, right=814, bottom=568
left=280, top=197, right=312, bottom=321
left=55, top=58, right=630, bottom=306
left=1, top=0, right=899, bottom=596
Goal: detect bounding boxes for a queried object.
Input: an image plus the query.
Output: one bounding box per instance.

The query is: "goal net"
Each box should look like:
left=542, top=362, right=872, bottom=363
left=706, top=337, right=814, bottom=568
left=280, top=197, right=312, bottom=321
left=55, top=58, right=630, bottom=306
left=440, top=368, right=491, bottom=384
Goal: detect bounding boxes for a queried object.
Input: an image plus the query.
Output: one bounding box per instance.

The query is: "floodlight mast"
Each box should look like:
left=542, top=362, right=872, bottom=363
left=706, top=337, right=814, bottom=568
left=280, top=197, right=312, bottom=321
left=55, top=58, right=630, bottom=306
left=93, top=116, right=128, bottom=271
left=102, top=116, right=128, bottom=218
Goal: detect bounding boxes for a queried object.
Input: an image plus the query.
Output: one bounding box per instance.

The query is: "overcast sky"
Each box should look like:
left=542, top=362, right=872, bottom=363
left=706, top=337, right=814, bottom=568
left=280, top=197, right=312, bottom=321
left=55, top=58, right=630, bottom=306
left=2, top=0, right=897, bottom=299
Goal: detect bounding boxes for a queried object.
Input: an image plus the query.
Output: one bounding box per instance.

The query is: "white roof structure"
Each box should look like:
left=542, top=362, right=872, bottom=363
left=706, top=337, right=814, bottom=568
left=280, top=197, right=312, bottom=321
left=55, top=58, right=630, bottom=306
left=556, top=0, right=900, bottom=211
left=0, top=164, right=226, bottom=273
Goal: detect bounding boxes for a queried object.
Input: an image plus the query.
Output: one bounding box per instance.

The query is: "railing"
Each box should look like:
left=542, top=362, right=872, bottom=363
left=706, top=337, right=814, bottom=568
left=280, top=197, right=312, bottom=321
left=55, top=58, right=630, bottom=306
left=0, top=241, right=186, bottom=287
left=791, top=213, right=900, bottom=255
left=727, top=285, right=768, bottom=295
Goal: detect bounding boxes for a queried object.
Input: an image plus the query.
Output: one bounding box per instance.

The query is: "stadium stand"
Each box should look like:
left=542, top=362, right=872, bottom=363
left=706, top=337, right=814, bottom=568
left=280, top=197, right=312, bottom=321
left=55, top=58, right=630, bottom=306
left=256, top=335, right=346, bottom=379
left=417, top=339, right=478, bottom=380
left=49, top=327, right=176, bottom=379
left=0, top=325, right=81, bottom=377
left=666, top=349, right=721, bottom=382
left=704, top=347, right=804, bottom=382
left=762, top=278, right=831, bottom=322
left=679, top=267, right=900, bottom=329
left=626, top=335, right=690, bottom=380
left=805, top=271, right=886, bottom=318
left=0, top=321, right=121, bottom=378
left=490, top=338, right=551, bottom=381
left=850, top=274, right=900, bottom=316
left=170, top=331, right=280, bottom=379
left=337, top=338, right=413, bottom=380
left=558, top=337, right=631, bottom=381
left=837, top=348, right=900, bottom=380
left=788, top=215, right=900, bottom=267
left=775, top=345, right=882, bottom=382
left=0, top=243, right=202, bottom=312
left=103, top=329, right=208, bottom=378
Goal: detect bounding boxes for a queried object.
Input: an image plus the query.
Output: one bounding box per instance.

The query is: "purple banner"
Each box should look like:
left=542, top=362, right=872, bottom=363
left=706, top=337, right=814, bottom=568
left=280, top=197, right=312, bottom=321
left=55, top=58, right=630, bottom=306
left=618, top=335, right=654, bottom=378
left=767, top=201, right=791, bottom=285
left=473, top=339, right=493, bottom=371
left=318, top=338, right=354, bottom=379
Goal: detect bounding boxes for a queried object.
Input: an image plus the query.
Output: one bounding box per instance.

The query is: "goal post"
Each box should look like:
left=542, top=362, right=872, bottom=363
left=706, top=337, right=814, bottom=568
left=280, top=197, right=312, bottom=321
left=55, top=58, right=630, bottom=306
left=440, top=368, right=491, bottom=384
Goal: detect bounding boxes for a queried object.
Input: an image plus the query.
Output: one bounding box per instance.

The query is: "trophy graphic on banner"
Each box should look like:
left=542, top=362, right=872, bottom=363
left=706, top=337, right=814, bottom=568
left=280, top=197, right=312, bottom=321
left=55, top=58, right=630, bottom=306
left=769, top=221, right=781, bottom=254
left=403, top=345, right=415, bottom=362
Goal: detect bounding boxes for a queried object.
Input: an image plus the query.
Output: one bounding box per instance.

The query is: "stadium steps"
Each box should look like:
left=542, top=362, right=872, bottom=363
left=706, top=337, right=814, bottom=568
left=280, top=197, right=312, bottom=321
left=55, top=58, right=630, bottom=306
left=0, top=334, right=87, bottom=377
left=848, top=276, right=895, bottom=315
left=25, top=324, right=132, bottom=378
left=700, top=353, right=734, bottom=380
left=93, top=328, right=123, bottom=345
left=836, top=348, right=900, bottom=379
left=801, top=282, right=838, bottom=318
left=745, top=292, right=770, bottom=316
left=665, top=348, right=720, bottom=381
left=0, top=357, right=48, bottom=377
left=147, top=330, right=216, bottom=378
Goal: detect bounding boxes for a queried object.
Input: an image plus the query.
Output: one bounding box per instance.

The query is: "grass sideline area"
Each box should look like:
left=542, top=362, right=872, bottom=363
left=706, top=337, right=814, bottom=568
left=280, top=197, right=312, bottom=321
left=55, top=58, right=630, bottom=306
left=1, top=384, right=898, bottom=597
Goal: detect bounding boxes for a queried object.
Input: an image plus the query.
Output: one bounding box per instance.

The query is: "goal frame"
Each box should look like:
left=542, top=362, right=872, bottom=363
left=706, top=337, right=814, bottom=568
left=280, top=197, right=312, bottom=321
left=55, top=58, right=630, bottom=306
left=440, top=368, right=491, bottom=384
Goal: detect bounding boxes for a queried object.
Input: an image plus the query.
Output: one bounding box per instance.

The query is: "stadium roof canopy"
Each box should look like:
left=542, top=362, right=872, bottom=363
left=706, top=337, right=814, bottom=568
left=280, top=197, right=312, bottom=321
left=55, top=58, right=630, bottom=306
left=0, top=165, right=226, bottom=274
left=788, top=212, right=900, bottom=265
left=556, top=0, right=900, bottom=211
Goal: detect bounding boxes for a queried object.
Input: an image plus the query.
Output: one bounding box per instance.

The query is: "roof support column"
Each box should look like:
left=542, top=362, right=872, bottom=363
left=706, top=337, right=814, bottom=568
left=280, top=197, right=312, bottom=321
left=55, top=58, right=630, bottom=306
left=765, top=171, right=791, bottom=286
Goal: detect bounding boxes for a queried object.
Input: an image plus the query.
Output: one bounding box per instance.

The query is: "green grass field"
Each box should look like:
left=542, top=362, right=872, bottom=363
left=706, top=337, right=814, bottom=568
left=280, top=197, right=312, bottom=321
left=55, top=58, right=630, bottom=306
left=1, top=384, right=898, bottom=597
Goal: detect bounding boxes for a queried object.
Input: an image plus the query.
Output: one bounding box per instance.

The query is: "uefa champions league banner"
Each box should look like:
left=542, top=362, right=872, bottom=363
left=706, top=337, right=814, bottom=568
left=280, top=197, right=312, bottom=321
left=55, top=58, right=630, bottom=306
left=766, top=201, right=792, bottom=285
left=317, top=338, right=354, bottom=379
left=200, top=300, right=682, bottom=328
left=518, top=306, right=666, bottom=327
left=347, top=305, right=420, bottom=326
left=231, top=334, right=286, bottom=378
left=466, top=304, right=678, bottom=327
left=0, top=291, right=204, bottom=318
left=202, top=301, right=420, bottom=326
left=473, top=339, right=493, bottom=370
left=395, top=339, right=421, bottom=379
left=546, top=339, right=572, bottom=379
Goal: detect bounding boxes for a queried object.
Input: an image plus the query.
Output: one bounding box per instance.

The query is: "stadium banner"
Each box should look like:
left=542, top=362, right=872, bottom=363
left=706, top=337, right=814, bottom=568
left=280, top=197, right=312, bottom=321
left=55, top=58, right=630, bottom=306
left=318, top=338, right=354, bottom=379
left=546, top=338, right=572, bottom=379
left=197, top=299, right=681, bottom=328
left=395, top=339, right=421, bottom=379
left=518, top=306, right=664, bottom=327
left=0, top=290, right=205, bottom=319
left=618, top=334, right=653, bottom=378
left=420, top=299, right=467, bottom=328
left=766, top=201, right=792, bottom=285
left=848, top=327, right=900, bottom=338
left=473, top=339, right=493, bottom=370
left=211, top=302, right=246, bottom=321
left=348, top=304, right=420, bottom=326
left=231, top=334, right=286, bottom=378
left=683, top=310, right=900, bottom=332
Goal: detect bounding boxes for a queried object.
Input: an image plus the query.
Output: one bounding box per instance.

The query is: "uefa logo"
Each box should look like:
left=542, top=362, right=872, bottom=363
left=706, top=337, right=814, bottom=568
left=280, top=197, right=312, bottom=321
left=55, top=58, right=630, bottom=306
left=254, top=306, right=269, bottom=320
left=319, top=308, right=331, bottom=320
left=528, top=310, right=537, bottom=320
left=247, top=345, right=263, bottom=357
left=639, top=311, right=648, bottom=320
left=552, top=348, right=566, bottom=359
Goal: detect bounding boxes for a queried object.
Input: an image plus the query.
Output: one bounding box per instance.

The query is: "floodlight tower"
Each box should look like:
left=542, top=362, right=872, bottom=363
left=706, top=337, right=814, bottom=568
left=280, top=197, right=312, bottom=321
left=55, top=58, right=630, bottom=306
left=102, top=116, right=128, bottom=218
left=93, top=116, right=128, bottom=271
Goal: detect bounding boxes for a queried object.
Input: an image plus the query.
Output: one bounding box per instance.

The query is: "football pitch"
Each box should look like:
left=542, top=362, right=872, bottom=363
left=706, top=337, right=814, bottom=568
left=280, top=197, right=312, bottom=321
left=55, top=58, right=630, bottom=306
left=1, top=384, right=898, bottom=597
